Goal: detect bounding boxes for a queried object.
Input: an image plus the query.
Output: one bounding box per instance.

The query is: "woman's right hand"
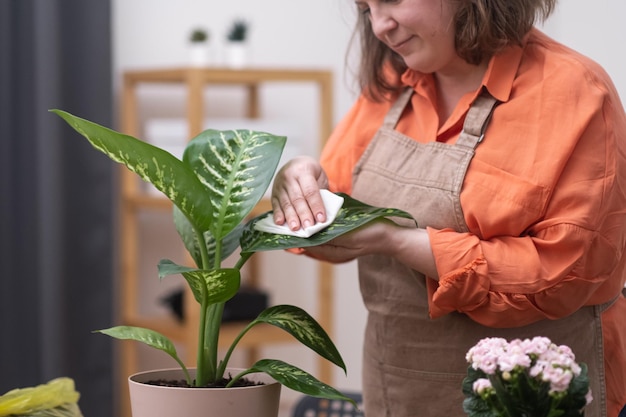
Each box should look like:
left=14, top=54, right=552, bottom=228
left=270, top=156, right=329, bottom=232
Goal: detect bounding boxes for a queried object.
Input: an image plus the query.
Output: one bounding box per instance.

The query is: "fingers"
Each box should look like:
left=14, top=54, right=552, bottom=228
left=272, top=174, right=324, bottom=231
left=289, top=182, right=325, bottom=230
left=299, top=244, right=358, bottom=264
left=270, top=156, right=329, bottom=231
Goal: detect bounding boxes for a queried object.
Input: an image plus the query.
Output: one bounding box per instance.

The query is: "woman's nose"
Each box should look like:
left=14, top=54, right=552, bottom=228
left=369, top=7, right=397, bottom=38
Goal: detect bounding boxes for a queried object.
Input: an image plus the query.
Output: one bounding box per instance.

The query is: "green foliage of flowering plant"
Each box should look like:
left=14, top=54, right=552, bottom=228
left=463, top=337, right=592, bottom=417
left=51, top=109, right=413, bottom=404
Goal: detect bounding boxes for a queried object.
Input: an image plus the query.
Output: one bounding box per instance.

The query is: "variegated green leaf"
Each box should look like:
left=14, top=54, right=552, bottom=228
left=183, top=129, right=286, bottom=241
left=173, top=206, right=244, bottom=268
left=96, top=325, right=191, bottom=384
left=212, top=223, right=246, bottom=262
left=240, top=193, right=415, bottom=253
left=96, top=326, right=180, bottom=361
left=158, top=260, right=240, bottom=304
left=51, top=110, right=213, bottom=232
left=172, top=206, right=202, bottom=267
left=253, top=305, right=345, bottom=372
left=244, top=359, right=357, bottom=405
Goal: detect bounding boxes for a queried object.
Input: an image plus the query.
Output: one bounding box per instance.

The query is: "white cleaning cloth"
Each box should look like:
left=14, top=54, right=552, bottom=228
left=253, top=189, right=344, bottom=238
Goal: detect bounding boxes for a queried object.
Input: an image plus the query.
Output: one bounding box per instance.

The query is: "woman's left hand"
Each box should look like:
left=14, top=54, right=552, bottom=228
left=301, top=220, right=389, bottom=263
left=300, top=219, right=439, bottom=279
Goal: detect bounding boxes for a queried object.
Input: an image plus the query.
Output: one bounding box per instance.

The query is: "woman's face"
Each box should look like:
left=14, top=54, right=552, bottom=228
left=356, top=0, right=460, bottom=74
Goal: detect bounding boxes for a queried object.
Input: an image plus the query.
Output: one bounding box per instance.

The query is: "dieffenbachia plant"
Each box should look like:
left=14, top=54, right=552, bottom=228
left=51, top=109, right=414, bottom=402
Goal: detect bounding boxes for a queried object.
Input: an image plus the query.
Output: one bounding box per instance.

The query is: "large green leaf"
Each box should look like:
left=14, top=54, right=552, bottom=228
left=158, top=260, right=240, bottom=304
left=52, top=110, right=211, bottom=230
left=240, top=193, right=415, bottom=253
left=51, top=110, right=214, bottom=232
left=183, top=129, right=286, bottom=240
left=239, top=359, right=357, bottom=405
left=96, top=326, right=181, bottom=363
left=253, top=305, right=346, bottom=372
left=96, top=325, right=191, bottom=384
left=172, top=206, right=203, bottom=267
left=173, top=206, right=244, bottom=268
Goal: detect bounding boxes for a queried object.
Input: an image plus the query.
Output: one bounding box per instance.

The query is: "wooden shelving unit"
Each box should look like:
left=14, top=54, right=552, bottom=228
left=117, top=67, right=335, bottom=417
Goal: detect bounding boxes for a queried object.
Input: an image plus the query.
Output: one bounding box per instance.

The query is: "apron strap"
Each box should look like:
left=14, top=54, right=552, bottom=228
left=456, top=91, right=499, bottom=149
left=382, top=87, right=414, bottom=129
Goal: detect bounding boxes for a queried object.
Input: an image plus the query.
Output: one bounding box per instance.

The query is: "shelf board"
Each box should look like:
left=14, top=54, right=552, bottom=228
left=124, top=193, right=173, bottom=210
left=123, top=315, right=295, bottom=349
left=124, top=67, right=332, bottom=86
left=219, top=321, right=296, bottom=348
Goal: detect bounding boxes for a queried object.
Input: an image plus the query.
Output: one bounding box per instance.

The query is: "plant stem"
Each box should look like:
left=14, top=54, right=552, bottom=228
left=234, top=251, right=253, bottom=270
left=173, top=357, right=192, bottom=386
left=195, top=280, right=210, bottom=386
left=194, top=227, right=213, bottom=386
left=205, top=302, right=225, bottom=379
left=225, top=368, right=251, bottom=388
left=217, top=320, right=257, bottom=377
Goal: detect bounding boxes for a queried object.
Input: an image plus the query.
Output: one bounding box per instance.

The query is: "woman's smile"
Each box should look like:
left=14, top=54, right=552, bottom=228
left=389, top=36, right=414, bottom=51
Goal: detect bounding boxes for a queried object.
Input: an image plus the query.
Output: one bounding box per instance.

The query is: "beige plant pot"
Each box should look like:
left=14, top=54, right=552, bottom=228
left=128, top=368, right=281, bottom=417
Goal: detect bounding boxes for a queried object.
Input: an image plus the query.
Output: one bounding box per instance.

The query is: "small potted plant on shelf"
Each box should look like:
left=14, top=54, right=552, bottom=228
left=50, top=110, right=413, bottom=417
left=189, top=27, right=211, bottom=67
left=224, top=19, right=249, bottom=68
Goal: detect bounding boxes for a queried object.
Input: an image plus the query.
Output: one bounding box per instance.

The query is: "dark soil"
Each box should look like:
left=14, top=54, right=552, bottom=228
left=145, top=374, right=264, bottom=389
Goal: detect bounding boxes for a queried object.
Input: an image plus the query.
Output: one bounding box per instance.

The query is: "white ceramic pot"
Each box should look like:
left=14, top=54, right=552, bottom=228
left=224, top=42, right=248, bottom=69
left=189, top=43, right=210, bottom=67
left=128, top=368, right=281, bottom=417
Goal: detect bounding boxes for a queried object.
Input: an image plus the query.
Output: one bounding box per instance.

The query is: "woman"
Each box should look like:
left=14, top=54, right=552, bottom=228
left=271, top=1, right=626, bottom=416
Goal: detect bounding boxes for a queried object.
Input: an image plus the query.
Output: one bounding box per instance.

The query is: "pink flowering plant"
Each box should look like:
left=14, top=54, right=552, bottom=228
left=463, top=337, right=592, bottom=417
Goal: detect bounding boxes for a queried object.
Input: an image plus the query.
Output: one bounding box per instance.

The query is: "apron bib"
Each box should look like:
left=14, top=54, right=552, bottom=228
left=351, top=88, right=607, bottom=417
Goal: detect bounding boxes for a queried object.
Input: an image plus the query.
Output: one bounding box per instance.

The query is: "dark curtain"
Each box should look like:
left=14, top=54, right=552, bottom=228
left=0, top=1, right=114, bottom=417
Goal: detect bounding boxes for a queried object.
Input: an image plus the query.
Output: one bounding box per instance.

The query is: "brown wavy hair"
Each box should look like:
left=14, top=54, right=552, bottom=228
left=353, top=0, right=558, bottom=100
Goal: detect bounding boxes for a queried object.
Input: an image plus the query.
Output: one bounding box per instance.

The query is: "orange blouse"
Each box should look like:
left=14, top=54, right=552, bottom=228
left=321, top=28, right=626, bottom=327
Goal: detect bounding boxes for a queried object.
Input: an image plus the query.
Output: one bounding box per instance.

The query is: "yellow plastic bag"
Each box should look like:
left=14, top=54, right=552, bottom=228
left=0, top=378, right=82, bottom=417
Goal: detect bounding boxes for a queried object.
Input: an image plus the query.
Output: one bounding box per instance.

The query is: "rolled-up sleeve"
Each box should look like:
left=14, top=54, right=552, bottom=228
left=427, top=222, right=614, bottom=327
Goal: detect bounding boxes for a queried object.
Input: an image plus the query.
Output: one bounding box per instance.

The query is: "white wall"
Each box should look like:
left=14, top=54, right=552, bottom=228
left=540, top=1, right=626, bottom=100
left=112, top=0, right=626, bottom=403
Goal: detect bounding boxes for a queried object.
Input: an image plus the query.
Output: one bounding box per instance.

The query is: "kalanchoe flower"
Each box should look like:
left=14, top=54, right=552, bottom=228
left=463, top=336, right=592, bottom=417
left=472, top=378, right=493, bottom=397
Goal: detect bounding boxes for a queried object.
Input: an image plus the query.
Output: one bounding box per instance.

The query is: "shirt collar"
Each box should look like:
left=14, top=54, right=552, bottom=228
left=482, top=37, right=526, bottom=103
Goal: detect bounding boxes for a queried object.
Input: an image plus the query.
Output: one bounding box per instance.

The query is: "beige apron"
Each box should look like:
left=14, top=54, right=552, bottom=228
left=351, top=88, right=608, bottom=417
